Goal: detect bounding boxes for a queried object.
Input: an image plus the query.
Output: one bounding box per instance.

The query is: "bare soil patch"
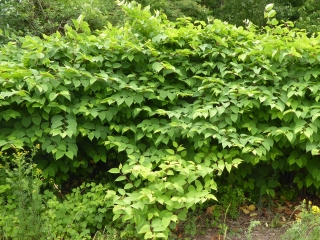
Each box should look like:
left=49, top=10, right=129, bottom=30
left=176, top=204, right=300, bottom=240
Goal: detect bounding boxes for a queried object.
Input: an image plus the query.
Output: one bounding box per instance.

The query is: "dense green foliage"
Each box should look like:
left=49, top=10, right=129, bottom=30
left=2, top=2, right=320, bottom=239
left=0, top=0, right=123, bottom=42
left=134, top=0, right=320, bottom=33
left=134, top=0, right=211, bottom=22
left=208, top=0, right=320, bottom=33
left=1, top=0, right=320, bottom=44
left=0, top=147, right=120, bottom=239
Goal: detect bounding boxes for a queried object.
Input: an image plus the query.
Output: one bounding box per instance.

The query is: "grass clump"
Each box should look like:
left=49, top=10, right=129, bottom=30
left=281, top=200, right=320, bottom=240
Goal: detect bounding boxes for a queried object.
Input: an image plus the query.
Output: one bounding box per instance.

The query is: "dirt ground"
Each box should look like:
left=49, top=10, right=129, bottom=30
left=195, top=213, right=289, bottom=240
left=177, top=204, right=301, bottom=240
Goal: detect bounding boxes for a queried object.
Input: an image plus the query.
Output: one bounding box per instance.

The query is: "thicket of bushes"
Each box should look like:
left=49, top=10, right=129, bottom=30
left=2, top=2, right=320, bottom=239
left=1, top=0, right=320, bottom=45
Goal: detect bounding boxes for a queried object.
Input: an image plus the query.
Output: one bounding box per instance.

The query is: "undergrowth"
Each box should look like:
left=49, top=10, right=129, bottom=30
left=281, top=200, right=320, bottom=240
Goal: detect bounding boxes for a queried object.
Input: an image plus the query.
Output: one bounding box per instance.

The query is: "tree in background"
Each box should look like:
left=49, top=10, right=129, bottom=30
left=0, top=0, right=123, bottom=38
left=294, top=0, right=320, bottom=33
left=134, top=0, right=320, bottom=34
left=135, top=0, right=211, bottom=21
left=205, top=0, right=320, bottom=33
left=1, top=0, right=320, bottom=42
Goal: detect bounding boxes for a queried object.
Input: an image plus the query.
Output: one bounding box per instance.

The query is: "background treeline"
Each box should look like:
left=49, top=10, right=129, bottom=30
left=0, top=0, right=320, bottom=43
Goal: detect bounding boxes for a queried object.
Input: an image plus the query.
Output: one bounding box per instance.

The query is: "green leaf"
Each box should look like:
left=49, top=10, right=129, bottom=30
left=59, top=91, right=71, bottom=101
left=51, top=115, right=64, bottom=129
left=166, top=149, right=175, bottom=155
left=124, top=96, right=133, bottom=107
left=55, top=150, right=64, bottom=160
left=0, top=140, right=8, bottom=147
left=270, top=18, right=279, bottom=25
left=65, top=151, right=74, bottom=159
left=134, top=94, right=144, bottom=104
left=306, top=178, right=313, bottom=188
left=230, top=105, right=239, bottom=113
left=109, top=168, right=120, bottom=174
left=285, top=132, right=294, bottom=143
left=113, top=63, right=122, bottom=68
left=124, top=183, right=133, bottom=189
left=230, top=114, right=238, bottom=122
left=151, top=62, right=163, bottom=73
left=118, top=188, right=126, bottom=196
left=115, top=175, right=126, bottom=181
left=267, top=10, right=276, bottom=18
left=43, top=166, right=55, bottom=178
left=32, top=116, right=41, bottom=125
left=296, top=158, right=303, bottom=168
left=268, top=179, right=280, bottom=188
left=49, top=92, right=58, bottom=102
left=22, top=116, right=32, bottom=128
left=265, top=4, right=274, bottom=11
left=217, top=160, right=224, bottom=171
left=304, top=127, right=313, bottom=138
left=137, top=223, right=150, bottom=234
left=161, top=212, right=173, bottom=229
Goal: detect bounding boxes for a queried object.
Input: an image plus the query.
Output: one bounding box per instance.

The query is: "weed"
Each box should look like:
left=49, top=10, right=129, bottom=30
left=211, top=206, right=222, bottom=228
left=184, top=216, right=198, bottom=237
left=245, top=220, right=261, bottom=240
left=221, top=204, right=230, bottom=240
left=217, top=186, right=246, bottom=220
left=0, top=145, right=45, bottom=239
left=270, top=213, right=282, bottom=228
left=281, top=200, right=320, bottom=240
left=93, top=225, right=120, bottom=240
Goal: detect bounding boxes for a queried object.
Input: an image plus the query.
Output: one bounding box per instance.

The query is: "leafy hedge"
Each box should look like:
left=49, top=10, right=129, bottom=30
left=1, top=2, right=320, bottom=238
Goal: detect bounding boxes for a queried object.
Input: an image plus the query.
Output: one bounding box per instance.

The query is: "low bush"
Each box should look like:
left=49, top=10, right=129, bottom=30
left=0, top=146, right=122, bottom=239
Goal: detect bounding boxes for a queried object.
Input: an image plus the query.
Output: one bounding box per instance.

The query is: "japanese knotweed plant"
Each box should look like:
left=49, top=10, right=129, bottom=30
left=2, top=1, right=320, bottom=238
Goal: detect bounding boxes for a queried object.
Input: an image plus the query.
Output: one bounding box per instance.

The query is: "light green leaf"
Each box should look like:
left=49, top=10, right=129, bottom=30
left=124, top=183, right=133, bottom=189
left=265, top=3, right=274, bottom=11
left=151, top=62, right=163, bottom=73
left=166, top=149, right=175, bottom=155
left=230, top=114, right=238, bottom=122
left=49, top=92, right=58, bottom=102
left=65, top=151, right=74, bottom=159
left=217, top=160, right=224, bottom=171
left=285, top=132, right=294, bottom=143
left=51, top=115, right=64, bottom=129
left=0, top=140, right=8, bottom=147
left=267, top=10, right=276, bottom=18
left=109, top=168, right=120, bottom=174
left=115, top=175, right=126, bottom=181
left=118, top=188, right=126, bottom=196
left=138, top=223, right=150, bottom=234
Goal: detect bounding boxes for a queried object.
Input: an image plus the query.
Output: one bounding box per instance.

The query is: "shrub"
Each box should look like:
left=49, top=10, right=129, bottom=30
left=2, top=2, right=320, bottom=238
left=0, top=146, right=121, bottom=239
left=42, top=182, right=117, bottom=239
